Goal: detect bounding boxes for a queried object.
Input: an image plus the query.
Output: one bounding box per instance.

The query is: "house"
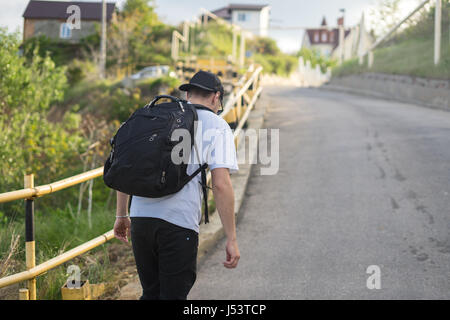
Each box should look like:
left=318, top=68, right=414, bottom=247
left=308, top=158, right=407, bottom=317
left=301, top=16, right=350, bottom=57
left=331, top=13, right=374, bottom=63
left=22, top=1, right=116, bottom=43
left=210, top=4, right=271, bottom=37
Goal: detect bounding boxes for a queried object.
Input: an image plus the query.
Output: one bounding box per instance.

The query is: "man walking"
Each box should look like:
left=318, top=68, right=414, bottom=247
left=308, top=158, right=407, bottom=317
left=113, top=71, right=240, bottom=300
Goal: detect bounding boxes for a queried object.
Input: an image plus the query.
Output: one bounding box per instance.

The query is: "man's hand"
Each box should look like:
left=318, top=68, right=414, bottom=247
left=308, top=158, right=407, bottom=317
left=223, top=239, right=240, bottom=269
left=114, top=217, right=131, bottom=244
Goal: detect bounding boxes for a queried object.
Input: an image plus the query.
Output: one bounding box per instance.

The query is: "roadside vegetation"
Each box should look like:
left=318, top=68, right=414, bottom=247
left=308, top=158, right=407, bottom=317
left=187, top=21, right=300, bottom=76
left=332, top=0, right=450, bottom=80
left=0, top=0, right=314, bottom=299
left=0, top=0, right=179, bottom=300
left=296, top=47, right=338, bottom=73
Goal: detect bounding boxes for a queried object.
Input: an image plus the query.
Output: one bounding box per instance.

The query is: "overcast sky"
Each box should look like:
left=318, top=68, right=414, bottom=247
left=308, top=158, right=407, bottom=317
left=0, top=0, right=421, bottom=53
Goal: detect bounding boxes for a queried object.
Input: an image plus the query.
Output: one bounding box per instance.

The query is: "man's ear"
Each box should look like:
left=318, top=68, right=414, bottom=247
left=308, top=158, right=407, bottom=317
left=214, top=92, right=221, bottom=104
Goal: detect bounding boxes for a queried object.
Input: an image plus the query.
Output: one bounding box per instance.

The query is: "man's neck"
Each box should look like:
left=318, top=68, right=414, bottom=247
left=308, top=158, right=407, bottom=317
left=188, top=98, right=215, bottom=112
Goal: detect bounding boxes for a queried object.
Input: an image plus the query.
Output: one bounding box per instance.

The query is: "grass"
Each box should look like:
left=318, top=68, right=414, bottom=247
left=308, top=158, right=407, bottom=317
left=332, top=29, right=450, bottom=80
left=0, top=188, right=121, bottom=300
left=0, top=176, right=216, bottom=299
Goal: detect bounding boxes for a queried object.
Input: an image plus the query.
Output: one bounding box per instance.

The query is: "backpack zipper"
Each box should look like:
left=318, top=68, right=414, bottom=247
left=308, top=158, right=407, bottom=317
left=178, top=101, right=185, bottom=112
left=109, top=146, right=114, bottom=163
left=114, top=129, right=163, bottom=159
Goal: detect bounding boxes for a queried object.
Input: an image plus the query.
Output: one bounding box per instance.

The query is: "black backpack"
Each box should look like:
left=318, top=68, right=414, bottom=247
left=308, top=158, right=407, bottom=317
left=103, top=95, right=214, bottom=223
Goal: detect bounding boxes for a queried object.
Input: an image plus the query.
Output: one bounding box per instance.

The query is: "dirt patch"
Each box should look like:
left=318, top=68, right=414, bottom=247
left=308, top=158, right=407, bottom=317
left=98, top=241, right=138, bottom=300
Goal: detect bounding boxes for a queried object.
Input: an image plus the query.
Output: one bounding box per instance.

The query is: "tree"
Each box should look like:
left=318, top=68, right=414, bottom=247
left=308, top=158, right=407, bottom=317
left=369, top=0, right=403, bottom=38
left=107, top=0, right=172, bottom=73
left=247, top=37, right=281, bottom=55
left=0, top=29, right=87, bottom=217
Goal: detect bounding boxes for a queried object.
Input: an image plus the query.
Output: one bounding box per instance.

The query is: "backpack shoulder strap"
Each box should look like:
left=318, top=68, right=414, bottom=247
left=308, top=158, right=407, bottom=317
left=182, top=115, right=212, bottom=224
left=183, top=163, right=210, bottom=224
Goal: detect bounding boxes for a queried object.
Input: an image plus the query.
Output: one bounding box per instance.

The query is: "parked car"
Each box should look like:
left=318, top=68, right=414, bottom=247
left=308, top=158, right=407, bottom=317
left=130, top=65, right=170, bottom=80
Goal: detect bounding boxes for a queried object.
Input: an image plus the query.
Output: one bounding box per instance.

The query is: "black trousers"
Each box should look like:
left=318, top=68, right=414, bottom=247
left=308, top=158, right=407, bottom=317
left=130, top=217, right=198, bottom=300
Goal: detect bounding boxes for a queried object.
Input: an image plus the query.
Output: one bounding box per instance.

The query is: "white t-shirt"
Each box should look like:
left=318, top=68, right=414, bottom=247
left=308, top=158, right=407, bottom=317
left=130, top=108, right=239, bottom=233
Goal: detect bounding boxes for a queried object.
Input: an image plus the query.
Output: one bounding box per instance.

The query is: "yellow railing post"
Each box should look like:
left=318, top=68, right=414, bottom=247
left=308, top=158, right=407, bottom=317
left=24, top=174, right=36, bottom=300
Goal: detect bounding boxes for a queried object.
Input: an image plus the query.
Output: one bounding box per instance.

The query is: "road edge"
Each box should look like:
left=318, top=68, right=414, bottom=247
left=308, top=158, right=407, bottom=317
left=197, top=88, right=269, bottom=263
left=319, top=76, right=450, bottom=112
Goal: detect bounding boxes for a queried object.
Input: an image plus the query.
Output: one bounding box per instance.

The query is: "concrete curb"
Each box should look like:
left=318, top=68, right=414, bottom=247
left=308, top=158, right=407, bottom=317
left=118, top=90, right=269, bottom=300
left=197, top=89, right=268, bottom=262
left=319, top=84, right=389, bottom=101
left=320, top=74, right=450, bottom=112
left=319, top=83, right=450, bottom=112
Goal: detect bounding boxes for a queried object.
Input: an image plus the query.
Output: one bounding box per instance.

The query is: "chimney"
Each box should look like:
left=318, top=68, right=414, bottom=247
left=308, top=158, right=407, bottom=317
left=337, top=17, right=344, bottom=26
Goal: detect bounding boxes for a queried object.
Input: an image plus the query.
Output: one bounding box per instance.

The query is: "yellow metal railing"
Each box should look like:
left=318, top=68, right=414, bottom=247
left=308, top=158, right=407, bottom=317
left=0, top=168, right=108, bottom=300
left=176, top=57, right=239, bottom=83
left=0, top=167, right=104, bottom=203
left=0, top=64, right=263, bottom=300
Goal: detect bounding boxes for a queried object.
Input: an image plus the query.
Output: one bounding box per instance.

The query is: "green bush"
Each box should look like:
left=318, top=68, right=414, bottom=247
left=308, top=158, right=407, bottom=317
left=66, top=59, right=99, bottom=85
left=253, top=53, right=298, bottom=76
left=297, top=47, right=337, bottom=73
left=190, top=23, right=234, bottom=58
left=0, top=29, right=88, bottom=220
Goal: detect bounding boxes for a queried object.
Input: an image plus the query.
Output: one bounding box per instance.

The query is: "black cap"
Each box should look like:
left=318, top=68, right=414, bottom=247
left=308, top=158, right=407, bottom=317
left=179, top=70, right=224, bottom=100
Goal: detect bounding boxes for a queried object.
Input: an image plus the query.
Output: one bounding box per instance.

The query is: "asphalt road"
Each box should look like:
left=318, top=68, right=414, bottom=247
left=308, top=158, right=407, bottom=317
left=188, top=86, right=450, bottom=300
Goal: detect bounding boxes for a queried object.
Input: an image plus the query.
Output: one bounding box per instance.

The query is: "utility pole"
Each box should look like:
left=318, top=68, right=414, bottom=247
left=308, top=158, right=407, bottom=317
left=239, top=31, right=246, bottom=68
left=232, top=26, right=238, bottom=63
left=338, top=8, right=346, bottom=65
left=100, top=0, right=107, bottom=79
left=434, top=0, right=441, bottom=65
left=358, top=12, right=365, bottom=65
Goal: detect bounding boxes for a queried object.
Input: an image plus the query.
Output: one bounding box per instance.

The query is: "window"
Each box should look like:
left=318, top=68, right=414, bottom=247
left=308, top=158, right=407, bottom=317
left=60, top=23, right=72, bottom=39
left=314, top=32, right=319, bottom=42
left=321, top=32, right=327, bottom=42
left=237, top=13, right=247, bottom=22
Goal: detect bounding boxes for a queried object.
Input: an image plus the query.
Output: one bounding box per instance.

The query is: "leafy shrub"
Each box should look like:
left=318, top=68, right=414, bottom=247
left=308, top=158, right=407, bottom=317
left=0, top=29, right=88, bottom=219
left=253, top=53, right=298, bottom=76
left=297, top=47, right=337, bottom=73
left=66, top=59, right=99, bottom=85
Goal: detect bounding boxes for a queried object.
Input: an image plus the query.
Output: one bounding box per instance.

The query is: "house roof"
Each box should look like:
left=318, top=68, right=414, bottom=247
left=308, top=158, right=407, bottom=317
left=228, top=4, right=270, bottom=11
left=211, top=6, right=232, bottom=19
left=305, top=28, right=351, bottom=49
left=212, top=3, right=269, bottom=19
left=23, top=1, right=116, bottom=21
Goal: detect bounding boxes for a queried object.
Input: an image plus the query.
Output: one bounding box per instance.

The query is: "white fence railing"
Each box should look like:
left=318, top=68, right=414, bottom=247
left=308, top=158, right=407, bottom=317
left=362, top=0, right=442, bottom=67
left=298, top=57, right=331, bottom=87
